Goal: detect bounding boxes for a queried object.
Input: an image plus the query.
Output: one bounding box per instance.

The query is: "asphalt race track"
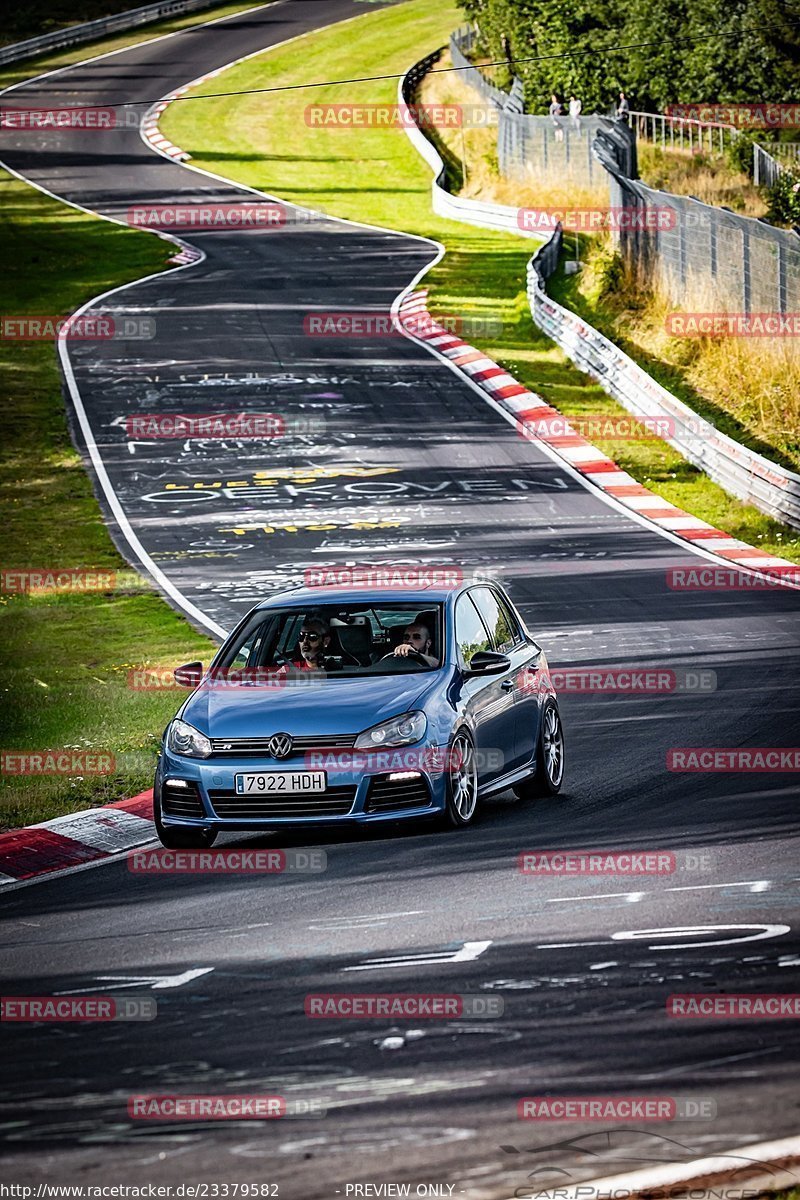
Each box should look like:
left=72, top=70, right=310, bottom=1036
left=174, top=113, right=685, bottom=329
left=1, top=1, right=799, bottom=1194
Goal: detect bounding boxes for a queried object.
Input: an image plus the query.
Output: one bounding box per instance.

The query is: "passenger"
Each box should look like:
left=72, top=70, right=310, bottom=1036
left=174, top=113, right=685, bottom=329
left=392, top=622, right=438, bottom=668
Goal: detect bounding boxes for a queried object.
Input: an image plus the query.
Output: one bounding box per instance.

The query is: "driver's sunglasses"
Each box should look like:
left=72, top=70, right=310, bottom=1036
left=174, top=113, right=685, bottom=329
left=299, top=631, right=322, bottom=642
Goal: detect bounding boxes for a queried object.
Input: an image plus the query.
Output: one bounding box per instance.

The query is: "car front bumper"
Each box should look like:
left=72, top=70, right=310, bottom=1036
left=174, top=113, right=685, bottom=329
left=155, top=749, right=449, bottom=830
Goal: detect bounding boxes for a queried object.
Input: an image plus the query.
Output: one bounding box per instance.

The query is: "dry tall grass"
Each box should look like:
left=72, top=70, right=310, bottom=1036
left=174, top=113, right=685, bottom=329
left=637, top=144, right=766, bottom=217
left=584, top=241, right=800, bottom=465
left=418, top=56, right=800, bottom=467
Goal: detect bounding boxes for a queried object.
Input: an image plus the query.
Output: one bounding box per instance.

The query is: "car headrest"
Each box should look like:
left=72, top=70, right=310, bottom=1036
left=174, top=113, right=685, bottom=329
left=331, top=616, right=373, bottom=664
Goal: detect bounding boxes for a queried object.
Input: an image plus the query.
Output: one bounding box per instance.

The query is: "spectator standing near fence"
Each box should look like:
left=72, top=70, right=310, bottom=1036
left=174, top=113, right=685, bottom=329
left=617, top=91, right=630, bottom=122
left=549, top=93, right=564, bottom=141
left=569, top=94, right=582, bottom=132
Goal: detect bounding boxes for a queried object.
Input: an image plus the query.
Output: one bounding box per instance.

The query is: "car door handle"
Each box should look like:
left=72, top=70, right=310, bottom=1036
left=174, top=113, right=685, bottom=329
left=500, top=678, right=515, bottom=692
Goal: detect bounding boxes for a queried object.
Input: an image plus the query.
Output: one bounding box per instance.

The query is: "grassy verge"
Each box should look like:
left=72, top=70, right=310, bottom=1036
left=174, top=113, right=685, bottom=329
left=163, top=0, right=800, bottom=564
left=552, top=238, right=800, bottom=472
left=0, top=0, right=294, bottom=831
left=0, top=171, right=215, bottom=831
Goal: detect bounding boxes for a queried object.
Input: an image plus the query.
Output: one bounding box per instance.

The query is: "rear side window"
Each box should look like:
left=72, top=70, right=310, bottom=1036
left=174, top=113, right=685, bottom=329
left=469, top=587, right=522, bottom=653
left=454, top=594, right=492, bottom=668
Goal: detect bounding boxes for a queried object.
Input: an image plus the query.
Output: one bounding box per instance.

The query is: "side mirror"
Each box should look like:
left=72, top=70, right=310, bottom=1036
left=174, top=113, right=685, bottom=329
left=466, top=651, right=511, bottom=676
left=174, top=661, right=203, bottom=688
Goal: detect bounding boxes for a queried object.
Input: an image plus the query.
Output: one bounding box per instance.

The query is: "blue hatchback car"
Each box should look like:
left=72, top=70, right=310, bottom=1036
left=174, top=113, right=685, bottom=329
left=153, top=582, right=564, bottom=846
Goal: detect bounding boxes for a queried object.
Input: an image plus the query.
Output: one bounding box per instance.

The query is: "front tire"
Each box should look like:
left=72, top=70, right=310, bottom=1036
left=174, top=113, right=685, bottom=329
left=442, top=729, right=479, bottom=828
left=513, top=700, right=565, bottom=799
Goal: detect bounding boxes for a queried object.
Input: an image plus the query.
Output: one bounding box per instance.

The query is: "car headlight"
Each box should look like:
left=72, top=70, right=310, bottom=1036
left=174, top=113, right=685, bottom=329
left=354, top=711, right=427, bottom=749
left=167, top=719, right=212, bottom=759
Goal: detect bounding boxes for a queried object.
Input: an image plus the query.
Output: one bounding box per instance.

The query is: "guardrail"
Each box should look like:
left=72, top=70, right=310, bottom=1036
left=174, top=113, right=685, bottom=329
left=400, top=52, right=544, bottom=239
left=402, top=46, right=800, bottom=531
left=0, top=0, right=220, bottom=66
left=528, top=234, right=800, bottom=528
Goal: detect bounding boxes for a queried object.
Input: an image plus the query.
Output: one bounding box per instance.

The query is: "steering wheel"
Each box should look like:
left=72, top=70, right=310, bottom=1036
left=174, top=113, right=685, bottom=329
left=379, top=649, right=429, bottom=665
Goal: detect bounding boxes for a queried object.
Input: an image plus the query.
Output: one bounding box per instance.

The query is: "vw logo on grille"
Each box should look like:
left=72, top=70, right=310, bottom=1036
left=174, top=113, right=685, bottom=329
left=268, top=733, right=293, bottom=759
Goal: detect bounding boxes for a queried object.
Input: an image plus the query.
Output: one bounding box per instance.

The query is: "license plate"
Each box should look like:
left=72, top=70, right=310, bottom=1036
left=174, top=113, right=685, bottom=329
left=234, top=770, right=327, bottom=795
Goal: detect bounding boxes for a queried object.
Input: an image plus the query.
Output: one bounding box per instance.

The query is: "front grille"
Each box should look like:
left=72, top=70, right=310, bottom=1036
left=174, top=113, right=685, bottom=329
left=162, top=780, right=205, bottom=818
left=364, top=774, right=432, bottom=813
left=209, top=734, right=357, bottom=757
left=208, top=786, right=357, bottom=819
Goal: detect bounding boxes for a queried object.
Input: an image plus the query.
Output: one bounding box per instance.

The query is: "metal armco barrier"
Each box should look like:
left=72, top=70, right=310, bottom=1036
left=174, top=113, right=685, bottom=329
left=402, top=45, right=800, bottom=531
left=0, top=0, right=220, bottom=66
left=528, top=233, right=800, bottom=529
left=399, top=52, right=545, bottom=240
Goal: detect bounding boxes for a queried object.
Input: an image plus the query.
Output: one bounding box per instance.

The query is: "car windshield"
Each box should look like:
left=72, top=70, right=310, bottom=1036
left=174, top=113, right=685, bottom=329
left=214, top=602, right=445, bottom=680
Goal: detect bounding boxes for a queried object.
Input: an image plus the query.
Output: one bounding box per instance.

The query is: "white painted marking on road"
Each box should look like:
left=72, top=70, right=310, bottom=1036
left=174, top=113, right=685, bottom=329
left=612, top=924, right=791, bottom=949
left=309, top=911, right=425, bottom=931
left=778, top=955, right=800, bottom=967
left=538, top=924, right=791, bottom=950
left=342, top=941, right=492, bottom=972
left=546, top=879, right=777, bottom=904
left=56, top=967, right=214, bottom=993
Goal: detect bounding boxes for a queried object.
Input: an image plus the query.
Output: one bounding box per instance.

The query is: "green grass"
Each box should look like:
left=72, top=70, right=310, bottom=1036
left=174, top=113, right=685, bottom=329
left=163, top=0, right=800, bottom=565
left=0, top=171, right=215, bottom=830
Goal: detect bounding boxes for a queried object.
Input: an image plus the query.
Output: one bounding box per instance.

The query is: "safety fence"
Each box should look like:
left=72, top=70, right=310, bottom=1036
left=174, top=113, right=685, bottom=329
left=594, top=123, right=800, bottom=315
left=751, top=142, right=800, bottom=187
left=528, top=233, right=800, bottom=527
left=403, top=45, right=800, bottom=530
left=451, top=26, right=800, bottom=316
left=0, top=0, right=220, bottom=66
left=630, top=110, right=738, bottom=155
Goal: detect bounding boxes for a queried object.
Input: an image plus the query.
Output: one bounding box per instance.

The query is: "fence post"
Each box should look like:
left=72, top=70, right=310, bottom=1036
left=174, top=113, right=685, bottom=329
left=742, top=228, right=751, bottom=314
left=778, top=241, right=787, bottom=315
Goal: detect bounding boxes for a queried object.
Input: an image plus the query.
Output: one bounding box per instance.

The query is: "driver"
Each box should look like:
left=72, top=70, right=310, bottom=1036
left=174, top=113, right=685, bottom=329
left=392, top=621, right=438, bottom=668
left=291, top=616, right=332, bottom=672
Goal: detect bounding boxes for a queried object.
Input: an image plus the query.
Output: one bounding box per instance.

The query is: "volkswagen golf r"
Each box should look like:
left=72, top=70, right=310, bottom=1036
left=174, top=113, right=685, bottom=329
left=153, top=581, right=564, bottom=847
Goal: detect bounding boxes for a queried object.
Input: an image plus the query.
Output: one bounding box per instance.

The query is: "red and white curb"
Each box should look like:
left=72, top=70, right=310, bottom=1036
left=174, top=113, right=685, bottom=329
left=399, top=290, right=798, bottom=582
left=0, top=791, right=155, bottom=889
left=140, top=56, right=241, bottom=164
left=140, top=87, right=192, bottom=162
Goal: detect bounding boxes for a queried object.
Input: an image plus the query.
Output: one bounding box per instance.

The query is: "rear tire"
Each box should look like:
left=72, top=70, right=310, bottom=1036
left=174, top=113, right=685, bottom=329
left=513, top=700, right=564, bottom=800
left=441, top=729, right=479, bottom=828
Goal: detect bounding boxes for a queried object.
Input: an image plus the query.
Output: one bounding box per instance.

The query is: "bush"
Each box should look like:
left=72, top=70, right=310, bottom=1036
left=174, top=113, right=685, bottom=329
left=766, top=166, right=800, bottom=225
left=726, top=132, right=758, bottom=175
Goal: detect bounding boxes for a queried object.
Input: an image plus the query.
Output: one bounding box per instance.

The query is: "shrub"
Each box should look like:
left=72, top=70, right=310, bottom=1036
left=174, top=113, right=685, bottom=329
left=766, top=166, right=800, bottom=226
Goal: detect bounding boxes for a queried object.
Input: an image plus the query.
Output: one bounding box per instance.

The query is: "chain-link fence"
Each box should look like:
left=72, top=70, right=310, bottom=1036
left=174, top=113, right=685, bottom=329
left=451, top=26, right=800, bottom=316
left=595, top=123, right=800, bottom=314
left=498, top=111, right=614, bottom=190
left=449, top=25, right=519, bottom=111
left=451, top=28, right=631, bottom=194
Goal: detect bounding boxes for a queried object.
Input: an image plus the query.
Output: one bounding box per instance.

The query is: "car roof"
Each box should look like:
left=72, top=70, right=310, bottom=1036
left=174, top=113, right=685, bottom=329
left=252, top=583, right=482, bottom=610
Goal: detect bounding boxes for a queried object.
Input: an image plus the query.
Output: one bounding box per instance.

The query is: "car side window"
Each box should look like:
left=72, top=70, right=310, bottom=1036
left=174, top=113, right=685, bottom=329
left=228, top=622, right=268, bottom=671
left=469, top=587, right=522, bottom=653
left=454, top=594, right=492, bottom=669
